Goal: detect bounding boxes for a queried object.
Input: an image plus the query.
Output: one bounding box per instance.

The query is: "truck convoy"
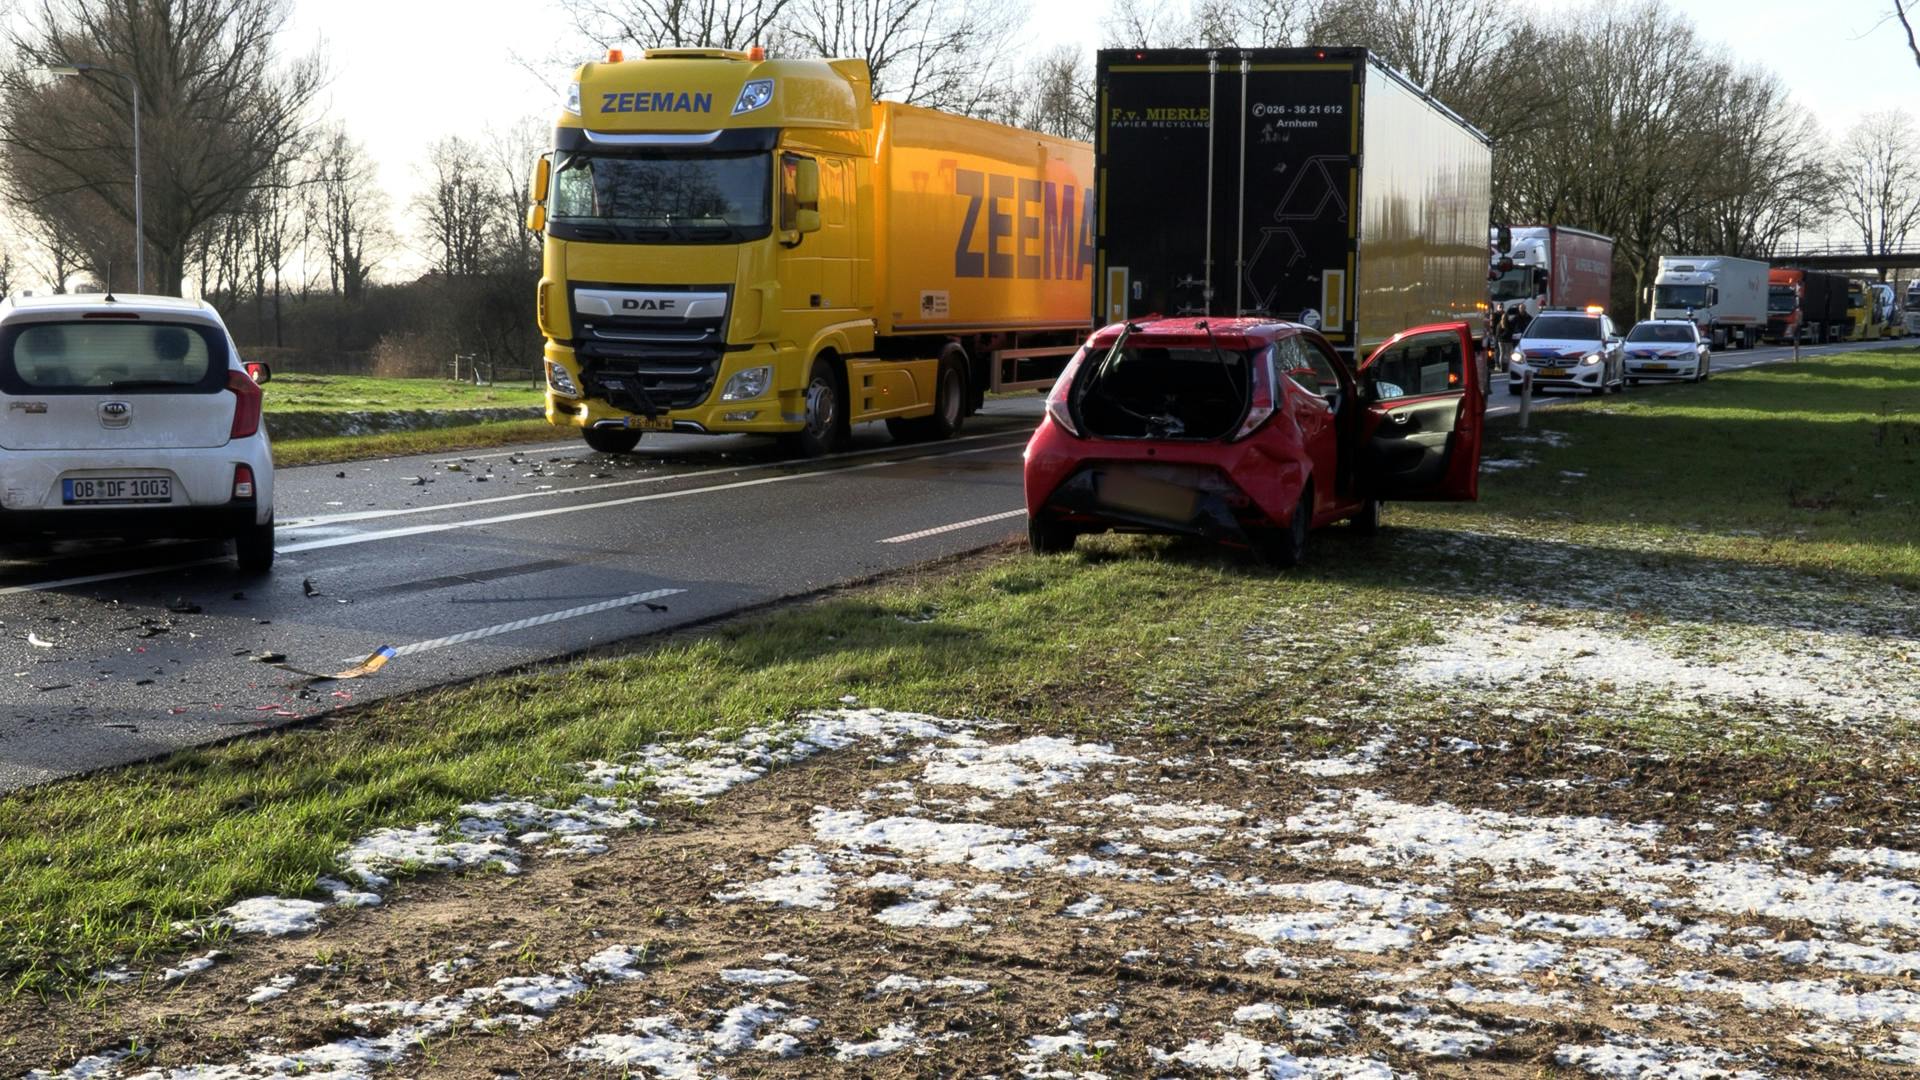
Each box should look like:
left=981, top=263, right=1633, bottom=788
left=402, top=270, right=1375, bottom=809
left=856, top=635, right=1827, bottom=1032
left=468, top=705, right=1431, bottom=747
left=1767, top=268, right=1850, bottom=344
left=1650, top=256, right=1766, bottom=350
left=528, top=47, right=1095, bottom=455
left=1092, top=47, right=1492, bottom=356
left=1488, top=226, right=1614, bottom=345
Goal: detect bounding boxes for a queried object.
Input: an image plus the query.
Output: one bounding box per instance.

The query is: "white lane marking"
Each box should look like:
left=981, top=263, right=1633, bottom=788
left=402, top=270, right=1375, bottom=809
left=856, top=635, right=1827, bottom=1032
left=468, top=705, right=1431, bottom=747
left=279, top=439, right=1028, bottom=556
left=366, top=588, right=687, bottom=660
left=0, top=557, right=229, bottom=598
left=878, top=509, right=1026, bottom=544
left=0, top=440, right=1030, bottom=595
left=280, top=429, right=1019, bottom=530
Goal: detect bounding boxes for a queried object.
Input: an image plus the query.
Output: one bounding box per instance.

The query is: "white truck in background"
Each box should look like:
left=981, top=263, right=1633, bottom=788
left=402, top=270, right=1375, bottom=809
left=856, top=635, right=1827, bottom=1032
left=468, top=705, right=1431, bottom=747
left=1651, top=256, right=1767, bottom=350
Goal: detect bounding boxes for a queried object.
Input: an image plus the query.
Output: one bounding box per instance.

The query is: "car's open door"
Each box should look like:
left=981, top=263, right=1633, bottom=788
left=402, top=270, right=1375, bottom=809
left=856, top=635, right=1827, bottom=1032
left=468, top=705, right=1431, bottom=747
left=1356, top=321, right=1483, bottom=501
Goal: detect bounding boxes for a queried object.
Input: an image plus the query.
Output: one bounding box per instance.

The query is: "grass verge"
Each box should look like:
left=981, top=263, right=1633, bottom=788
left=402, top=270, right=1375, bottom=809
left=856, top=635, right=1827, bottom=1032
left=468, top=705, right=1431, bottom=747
left=2, top=347, right=1915, bottom=995
left=262, top=373, right=543, bottom=414
left=270, top=420, right=569, bottom=467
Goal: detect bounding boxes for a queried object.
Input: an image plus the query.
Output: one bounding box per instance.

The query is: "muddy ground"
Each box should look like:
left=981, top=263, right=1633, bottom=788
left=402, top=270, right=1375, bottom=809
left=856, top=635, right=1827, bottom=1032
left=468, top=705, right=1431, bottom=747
left=9, top=517, right=1920, bottom=1079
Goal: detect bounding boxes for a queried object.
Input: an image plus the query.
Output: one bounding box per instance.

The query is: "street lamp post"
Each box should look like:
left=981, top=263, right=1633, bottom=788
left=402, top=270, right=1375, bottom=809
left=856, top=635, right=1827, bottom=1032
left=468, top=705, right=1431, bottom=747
left=48, top=62, right=143, bottom=294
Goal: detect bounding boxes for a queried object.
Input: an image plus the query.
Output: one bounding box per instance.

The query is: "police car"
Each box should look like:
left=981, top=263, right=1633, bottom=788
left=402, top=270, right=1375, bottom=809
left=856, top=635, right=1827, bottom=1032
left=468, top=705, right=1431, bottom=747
left=0, top=293, right=276, bottom=571
left=1507, top=306, right=1626, bottom=396
left=1623, top=319, right=1711, bottom=384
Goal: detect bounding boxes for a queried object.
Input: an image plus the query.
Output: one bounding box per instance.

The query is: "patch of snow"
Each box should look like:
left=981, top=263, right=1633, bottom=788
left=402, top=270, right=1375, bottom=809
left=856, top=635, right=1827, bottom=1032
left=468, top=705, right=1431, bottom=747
left=220, top=896, right=326, bottom=936
left=834, top=1020, right=917, bottom=1060
left=719, top=967, right=809, bottom=986
left=158, top=950, right=223, bottom=982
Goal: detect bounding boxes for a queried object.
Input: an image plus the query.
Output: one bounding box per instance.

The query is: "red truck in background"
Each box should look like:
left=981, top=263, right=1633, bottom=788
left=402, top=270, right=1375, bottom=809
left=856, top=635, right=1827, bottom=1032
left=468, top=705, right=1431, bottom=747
left=1487, top=225, right=1614, bottom=364
left=1767, top=268, right=1849, bottom=344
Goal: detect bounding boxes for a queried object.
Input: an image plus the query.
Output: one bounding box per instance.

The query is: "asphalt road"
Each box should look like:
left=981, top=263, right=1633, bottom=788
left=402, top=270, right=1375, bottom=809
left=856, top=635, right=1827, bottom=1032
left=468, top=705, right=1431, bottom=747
left=0, top=336, right=1898, bottom=789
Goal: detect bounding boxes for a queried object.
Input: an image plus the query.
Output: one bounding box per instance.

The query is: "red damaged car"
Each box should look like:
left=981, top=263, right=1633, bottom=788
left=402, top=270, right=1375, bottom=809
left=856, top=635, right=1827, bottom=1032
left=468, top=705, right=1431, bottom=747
left=1023, top=317, right=1484, bottom=565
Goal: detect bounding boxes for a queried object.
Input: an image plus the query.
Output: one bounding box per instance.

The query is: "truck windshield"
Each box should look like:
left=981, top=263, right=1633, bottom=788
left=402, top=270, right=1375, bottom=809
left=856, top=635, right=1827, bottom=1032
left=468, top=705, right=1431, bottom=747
left=1488, top=268, right=1535, bottom=303
left=551, top=150, right=771, bottom=242
left=1654, top=284, right=1709, bottom=308
left=1768, top=286, right=1797, bottom=313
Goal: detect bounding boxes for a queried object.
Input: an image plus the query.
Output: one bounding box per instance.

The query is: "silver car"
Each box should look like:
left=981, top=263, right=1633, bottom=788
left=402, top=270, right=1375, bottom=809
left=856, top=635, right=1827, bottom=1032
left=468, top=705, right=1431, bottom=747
left=1507, top=309, right=1626, bottom=396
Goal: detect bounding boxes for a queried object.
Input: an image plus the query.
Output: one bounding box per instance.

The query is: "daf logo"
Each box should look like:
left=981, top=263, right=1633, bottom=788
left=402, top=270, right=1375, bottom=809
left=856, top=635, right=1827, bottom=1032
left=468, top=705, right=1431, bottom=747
left=622, top=298, right=677, bottom=312
left=100, top=400, right=131, bottom=427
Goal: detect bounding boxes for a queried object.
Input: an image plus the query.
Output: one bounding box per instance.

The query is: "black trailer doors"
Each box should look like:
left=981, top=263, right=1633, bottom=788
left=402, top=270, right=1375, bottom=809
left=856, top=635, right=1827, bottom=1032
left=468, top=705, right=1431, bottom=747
left=1097, top=51, right=1360, bottom=340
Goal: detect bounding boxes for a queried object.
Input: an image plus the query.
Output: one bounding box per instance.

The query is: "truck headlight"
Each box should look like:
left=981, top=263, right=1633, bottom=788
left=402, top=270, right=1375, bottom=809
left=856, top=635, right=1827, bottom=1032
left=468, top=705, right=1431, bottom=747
left=721, top=365, right=772, bottom=401
left=733, top=79, right=774, bottom=116
left=548, top=361, right=581, bottom=398
left=564, top=82, right=581, bottom=116
left=1579, top=353, right=1601, bottom=366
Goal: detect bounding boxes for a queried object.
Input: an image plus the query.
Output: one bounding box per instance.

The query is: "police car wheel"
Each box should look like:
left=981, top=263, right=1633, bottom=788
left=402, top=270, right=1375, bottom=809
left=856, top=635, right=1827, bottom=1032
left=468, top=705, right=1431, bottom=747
left=584, top=427, right=643, bottom=454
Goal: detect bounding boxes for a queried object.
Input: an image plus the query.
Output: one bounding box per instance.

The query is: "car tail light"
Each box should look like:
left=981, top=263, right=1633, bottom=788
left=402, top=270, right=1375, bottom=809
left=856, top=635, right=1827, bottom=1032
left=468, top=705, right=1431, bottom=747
left=1044, top=347, right=1088, bottom=437
left=1229, top=346, right=1278, bottom=441
left=228, top=369, right=263, bottom=439
left=233, top=464, right=255, bottom=500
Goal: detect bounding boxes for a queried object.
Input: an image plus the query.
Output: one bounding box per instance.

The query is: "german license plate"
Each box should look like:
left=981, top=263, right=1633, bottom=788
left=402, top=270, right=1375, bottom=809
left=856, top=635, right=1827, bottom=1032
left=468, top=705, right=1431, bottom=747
left=1538, top=367, right=1569, bottom=378
left=626, top=415, right=674, bottom=432
left=1097, top=471, right=1199, bottom=521
left=1641, top=363, right=1672, bottom=372
left=64, top=476, right=171, bottom=504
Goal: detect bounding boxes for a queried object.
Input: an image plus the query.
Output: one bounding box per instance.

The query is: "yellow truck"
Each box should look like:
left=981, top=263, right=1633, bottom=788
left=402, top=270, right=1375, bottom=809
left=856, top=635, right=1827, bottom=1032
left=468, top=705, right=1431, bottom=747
left=528, top=47, right=1096, bottom=455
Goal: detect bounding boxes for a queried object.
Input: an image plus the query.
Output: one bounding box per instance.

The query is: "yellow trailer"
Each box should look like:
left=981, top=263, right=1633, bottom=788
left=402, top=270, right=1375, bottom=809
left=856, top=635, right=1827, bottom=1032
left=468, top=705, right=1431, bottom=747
left=529, top=48, right=1095, bottom=455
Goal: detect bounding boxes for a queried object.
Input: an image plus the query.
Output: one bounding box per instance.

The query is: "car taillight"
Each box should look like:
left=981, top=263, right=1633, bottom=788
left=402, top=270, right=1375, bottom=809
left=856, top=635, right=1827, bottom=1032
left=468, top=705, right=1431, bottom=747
left=1044, top=347, right=1088, bottom=437
left=228, top=369, right=263, bottom=439
left=1230, top=347, right=1278, bottom=441
left=233, top=464, right=255, bottom=500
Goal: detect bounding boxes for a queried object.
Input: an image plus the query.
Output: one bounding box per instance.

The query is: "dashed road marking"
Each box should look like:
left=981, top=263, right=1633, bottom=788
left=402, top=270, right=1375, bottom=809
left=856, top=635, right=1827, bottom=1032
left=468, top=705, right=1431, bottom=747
left=878, top=509, right=1026, bottom=544
left=381, top=588, right=688, bottom=659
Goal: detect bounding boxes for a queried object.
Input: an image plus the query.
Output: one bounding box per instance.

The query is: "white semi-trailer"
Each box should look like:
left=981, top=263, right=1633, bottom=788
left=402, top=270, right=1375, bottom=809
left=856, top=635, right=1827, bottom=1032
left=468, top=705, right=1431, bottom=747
left=1651, top=256, right=1767, bottom=350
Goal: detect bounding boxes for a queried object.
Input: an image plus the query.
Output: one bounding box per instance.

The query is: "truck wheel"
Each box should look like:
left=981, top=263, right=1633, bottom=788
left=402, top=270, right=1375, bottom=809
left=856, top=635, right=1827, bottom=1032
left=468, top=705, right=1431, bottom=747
left=234, top=516, right=275, bottom=575
left=785, top=356, right=847, bottom=458
left=584, top=427, right=642, bottom=454
left=887, top=352, right=967, bottom=444
left=1027, top=515, right=1077, bottom=555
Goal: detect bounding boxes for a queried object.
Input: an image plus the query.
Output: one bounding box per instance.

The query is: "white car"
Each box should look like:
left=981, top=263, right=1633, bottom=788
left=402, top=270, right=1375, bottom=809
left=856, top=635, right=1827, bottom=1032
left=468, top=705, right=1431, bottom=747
left=1623, top=319, right=1711, bottom=384
left=0, top=293, right=276, bottom=571
left=1507, top=309, right=1626, bottom=396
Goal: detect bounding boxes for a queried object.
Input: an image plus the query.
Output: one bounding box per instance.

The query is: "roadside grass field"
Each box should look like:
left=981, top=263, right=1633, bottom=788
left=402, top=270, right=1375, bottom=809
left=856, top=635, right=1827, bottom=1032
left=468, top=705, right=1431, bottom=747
left=269, top=419, right=565, bottom=467
left=1, top=346, right=1915, bottom=1016
left=260, top=373, right=543, bottom=413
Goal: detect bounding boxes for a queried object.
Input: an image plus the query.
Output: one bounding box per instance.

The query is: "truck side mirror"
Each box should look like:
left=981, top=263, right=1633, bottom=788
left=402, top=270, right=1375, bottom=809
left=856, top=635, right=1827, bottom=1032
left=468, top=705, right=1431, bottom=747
left=525, top=155, right=550, bottom=233
left=782, top=156, right=824, bottom=242
left=530, top=155, right=551, bottom=203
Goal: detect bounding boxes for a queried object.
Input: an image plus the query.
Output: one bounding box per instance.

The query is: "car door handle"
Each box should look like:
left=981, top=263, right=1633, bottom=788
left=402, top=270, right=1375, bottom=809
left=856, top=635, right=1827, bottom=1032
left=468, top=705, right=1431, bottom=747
left=1389, top=411, right=1410, bottom=424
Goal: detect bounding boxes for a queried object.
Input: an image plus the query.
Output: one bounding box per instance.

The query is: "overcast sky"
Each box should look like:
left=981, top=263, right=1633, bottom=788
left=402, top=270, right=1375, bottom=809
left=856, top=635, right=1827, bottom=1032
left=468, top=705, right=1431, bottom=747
left=10, top=0, right=1919, bottom=280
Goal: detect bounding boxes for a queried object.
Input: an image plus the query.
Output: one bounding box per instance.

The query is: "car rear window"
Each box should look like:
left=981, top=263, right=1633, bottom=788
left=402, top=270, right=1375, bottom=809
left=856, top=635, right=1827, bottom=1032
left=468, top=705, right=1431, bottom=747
left=1, top=321, right=228, bottom=395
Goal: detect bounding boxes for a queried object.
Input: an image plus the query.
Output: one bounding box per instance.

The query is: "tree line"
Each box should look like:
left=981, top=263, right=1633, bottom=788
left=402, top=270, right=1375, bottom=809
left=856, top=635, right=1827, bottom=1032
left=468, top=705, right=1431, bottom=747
left=0, top=0, right=1916, bottom=374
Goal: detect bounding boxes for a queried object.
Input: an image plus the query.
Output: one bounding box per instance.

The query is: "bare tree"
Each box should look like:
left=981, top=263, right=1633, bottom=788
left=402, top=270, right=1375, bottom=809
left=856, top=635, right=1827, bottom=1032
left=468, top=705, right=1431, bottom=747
left=1004, top=46, right=1097, bottom=141
left=0, top=0, right=324, bottom=295
left=569, top=0, right=789, bottom=50
left=1104, top=0, right=1193, bottom=46
left=308, top=125, right=390, bottom=303
left=1898, top=1, right=1920, bottom=71
left=1676, top=70, right=1831, bottom=259
left=0, top=250, right=13, bottom=296
left=779, top=0, right=1025, bottom=112
left=1836, top=110, right=1920, bottom=255
left=415, top=137, right=498, bottom=279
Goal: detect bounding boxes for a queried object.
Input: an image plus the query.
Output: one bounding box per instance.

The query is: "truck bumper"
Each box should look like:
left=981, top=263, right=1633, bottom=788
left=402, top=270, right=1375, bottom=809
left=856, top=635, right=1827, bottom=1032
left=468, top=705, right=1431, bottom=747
left=542, top=341, right=807, bottom=436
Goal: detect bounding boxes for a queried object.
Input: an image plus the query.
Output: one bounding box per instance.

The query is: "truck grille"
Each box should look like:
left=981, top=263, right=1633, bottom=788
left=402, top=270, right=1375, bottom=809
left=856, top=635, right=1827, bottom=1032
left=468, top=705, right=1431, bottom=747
left=574, top=297, right=730, bottom=413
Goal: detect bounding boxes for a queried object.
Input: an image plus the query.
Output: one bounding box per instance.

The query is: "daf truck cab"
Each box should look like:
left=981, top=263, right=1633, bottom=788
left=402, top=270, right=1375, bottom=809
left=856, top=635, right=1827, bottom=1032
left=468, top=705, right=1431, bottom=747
left=529, top=48, right=1094, bottom=456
